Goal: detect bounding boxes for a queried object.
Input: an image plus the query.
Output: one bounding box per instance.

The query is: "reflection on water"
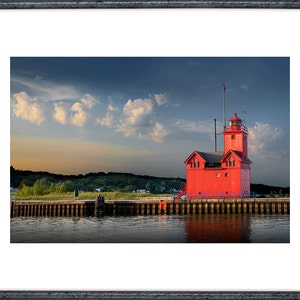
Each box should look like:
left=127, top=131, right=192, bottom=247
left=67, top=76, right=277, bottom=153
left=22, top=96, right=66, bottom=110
left=10, top=214, right=289, bottom=243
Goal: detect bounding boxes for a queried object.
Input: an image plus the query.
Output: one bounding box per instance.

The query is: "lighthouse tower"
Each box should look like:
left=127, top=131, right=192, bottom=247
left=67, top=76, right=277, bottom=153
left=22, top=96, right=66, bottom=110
left=224, top=113, right=248, bottom=160
left=181, top=112, right=251, bottom=200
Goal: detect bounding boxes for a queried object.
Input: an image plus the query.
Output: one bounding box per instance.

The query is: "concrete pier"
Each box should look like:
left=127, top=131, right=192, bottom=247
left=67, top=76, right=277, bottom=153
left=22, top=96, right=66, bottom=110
left=10, top=198, right=290, bottom=218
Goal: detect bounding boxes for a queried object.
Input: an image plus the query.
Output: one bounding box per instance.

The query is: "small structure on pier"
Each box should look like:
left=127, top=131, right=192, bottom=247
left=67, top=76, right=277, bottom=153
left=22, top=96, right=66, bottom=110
left=180, top=112, right=252, bottom=200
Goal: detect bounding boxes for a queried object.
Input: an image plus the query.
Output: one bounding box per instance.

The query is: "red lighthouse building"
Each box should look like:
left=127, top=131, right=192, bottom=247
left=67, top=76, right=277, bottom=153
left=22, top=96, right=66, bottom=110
left=180, top=113, right=251, bottom=199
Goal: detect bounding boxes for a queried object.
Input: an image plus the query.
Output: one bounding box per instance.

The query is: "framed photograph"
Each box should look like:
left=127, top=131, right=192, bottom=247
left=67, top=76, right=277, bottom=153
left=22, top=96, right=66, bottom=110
left=1, top=3, right=299, bottom=299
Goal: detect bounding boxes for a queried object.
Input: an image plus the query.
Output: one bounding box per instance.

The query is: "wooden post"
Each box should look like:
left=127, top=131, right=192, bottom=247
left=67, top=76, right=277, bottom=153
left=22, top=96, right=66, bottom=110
left=232, top=202, right=236, bottom=214
left=151, top=204, right=155, bottom=215
left=272, top=203, right=276, bottom=214
left=278, top=203, right=282, bottom=214
left=260, top=203, right=264, bottom=214
left=180, top=203, right=184, bottom=215
left=192, top=203, right=196, bottom=214
left=198, top=203, right=202, bottom=214
left=248, top=202, right=253, bottom=214
left=186, top=203, right=190, bottom=214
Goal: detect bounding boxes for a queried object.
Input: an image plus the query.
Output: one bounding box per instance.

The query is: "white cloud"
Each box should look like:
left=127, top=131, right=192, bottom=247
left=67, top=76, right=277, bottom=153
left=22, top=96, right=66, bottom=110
left=248, top=122, right=285, bottom=155
left=11, top=76, right=79, bottom=101
left=96, top=96, right=170, bottom=143
left=116, top=98, right=153, bottom=137
left=153, top=93, right=168, bottom=106
left=70, top=102, right=88, bottom=127
left=80, top=93, right=98, bottom=108
left=95, top=104, right=119, bottom=128
left=58, top=93, right=97, bottom=127
left=148, top=122, right=168, bottom=143
left=174, top=119, right=216, bottom=134
left=12, top=91, right=45, bottom=125
left=123, top=98, right=153, bottom=126
left=53, top=103, right=67, bottom=124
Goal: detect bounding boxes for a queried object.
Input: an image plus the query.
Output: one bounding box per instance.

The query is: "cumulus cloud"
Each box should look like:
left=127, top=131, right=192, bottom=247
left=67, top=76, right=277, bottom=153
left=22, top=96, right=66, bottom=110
left=123, top=98, right=153, bottom=126
left=153, top=93, right=168, bottom=106
left=53, top=103, right=67, bottom=124
left=116, top=98, right=153, bottom=137
left=95, top=104, right=120, bottom=128
left=248, top=122, right=285, bottom=155
left=69, top=93, right=97, bottom=127
left=96, top=95, right=170, bottom=142
left=148, top=122, right=168, bottom=143
left=12, top=91, right=45, bottom=125
left=70, top=102, right=88, bottom=127
left=80, top=93, right=98, bottom=108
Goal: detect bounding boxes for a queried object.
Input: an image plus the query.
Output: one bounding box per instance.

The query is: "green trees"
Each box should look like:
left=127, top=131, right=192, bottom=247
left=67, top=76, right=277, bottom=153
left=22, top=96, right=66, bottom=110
left=16, top=177, right=67, bottom=197
left=13, top=168, right=186, bottom=197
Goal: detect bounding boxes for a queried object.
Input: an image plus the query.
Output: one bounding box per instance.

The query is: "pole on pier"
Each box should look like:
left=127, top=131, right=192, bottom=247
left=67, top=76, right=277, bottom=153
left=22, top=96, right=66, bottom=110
left=214, top=118, right=217, bottom=152
left=223, top=84, right=227, bottom=130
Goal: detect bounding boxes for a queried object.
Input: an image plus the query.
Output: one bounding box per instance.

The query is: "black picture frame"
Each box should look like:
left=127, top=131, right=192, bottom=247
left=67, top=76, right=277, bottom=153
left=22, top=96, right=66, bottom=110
left=3, top=2, right=299, bottom=300
left=0, top=0, right=300, bottom=8
left=0, top=291, right=299, bottom=299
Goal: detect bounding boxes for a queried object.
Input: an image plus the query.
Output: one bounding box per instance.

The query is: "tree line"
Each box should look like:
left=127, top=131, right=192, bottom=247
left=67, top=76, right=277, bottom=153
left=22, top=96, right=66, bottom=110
left=10, top=166, right=186, bottom=196
left=10, top=166, right=289, bottom=197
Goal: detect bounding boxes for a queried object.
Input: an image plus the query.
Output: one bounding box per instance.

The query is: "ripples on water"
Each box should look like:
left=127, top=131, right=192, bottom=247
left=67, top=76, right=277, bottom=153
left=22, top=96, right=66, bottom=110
left=10, top=214, right=290, bottom=243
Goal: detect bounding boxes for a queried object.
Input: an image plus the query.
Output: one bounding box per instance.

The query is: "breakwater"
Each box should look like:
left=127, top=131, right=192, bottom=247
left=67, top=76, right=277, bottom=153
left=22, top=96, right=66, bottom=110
left=10, top=198, right=290, bottom=218
left=10, top=200, right=96, bottom=218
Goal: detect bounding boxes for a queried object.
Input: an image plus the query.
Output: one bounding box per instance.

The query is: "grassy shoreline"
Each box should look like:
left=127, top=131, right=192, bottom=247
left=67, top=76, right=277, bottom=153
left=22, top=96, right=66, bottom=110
left=11, top=191, right=172, bottom=201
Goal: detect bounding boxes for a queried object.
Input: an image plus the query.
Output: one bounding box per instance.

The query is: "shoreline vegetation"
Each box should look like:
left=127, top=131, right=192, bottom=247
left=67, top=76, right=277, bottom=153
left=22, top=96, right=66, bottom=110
left=10, top=191, right=170, bottom=201
left=10, top=166, right=290, bottom=200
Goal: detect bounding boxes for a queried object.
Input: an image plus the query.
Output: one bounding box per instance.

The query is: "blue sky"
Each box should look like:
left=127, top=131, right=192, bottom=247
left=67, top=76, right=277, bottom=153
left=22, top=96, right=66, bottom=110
left=10, top=57, right=290, bottom=186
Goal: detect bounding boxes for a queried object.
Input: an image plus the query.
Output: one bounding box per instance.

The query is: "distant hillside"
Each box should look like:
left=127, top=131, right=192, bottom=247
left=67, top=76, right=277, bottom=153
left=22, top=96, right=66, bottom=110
left=10, top=166, right=289, bottom=196
left=10, top=166, right=186, bottom=194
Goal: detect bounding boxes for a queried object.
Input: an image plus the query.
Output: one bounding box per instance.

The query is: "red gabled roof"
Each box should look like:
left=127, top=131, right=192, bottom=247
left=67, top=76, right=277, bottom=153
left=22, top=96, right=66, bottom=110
left=220, top=149, right=252, bottom=164
left=184, top=151, right=223, bottom=164
left=185, top=149, right=251, bottom=165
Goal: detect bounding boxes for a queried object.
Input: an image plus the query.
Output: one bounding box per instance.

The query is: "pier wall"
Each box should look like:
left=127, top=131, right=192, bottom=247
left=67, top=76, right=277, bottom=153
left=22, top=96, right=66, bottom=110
left=10, top=198, right=290, bottom=218
left=10, top=200, right=96, bottom=218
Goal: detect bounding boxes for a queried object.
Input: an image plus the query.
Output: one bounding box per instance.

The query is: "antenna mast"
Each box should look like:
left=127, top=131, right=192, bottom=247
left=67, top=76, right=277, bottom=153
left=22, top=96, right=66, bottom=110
left=223, top=84, right=227, bottom=130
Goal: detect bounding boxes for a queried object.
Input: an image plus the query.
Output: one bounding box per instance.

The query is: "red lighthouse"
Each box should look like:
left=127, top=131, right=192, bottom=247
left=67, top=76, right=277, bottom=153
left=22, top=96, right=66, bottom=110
left=179, top=112, right=251, bottom=200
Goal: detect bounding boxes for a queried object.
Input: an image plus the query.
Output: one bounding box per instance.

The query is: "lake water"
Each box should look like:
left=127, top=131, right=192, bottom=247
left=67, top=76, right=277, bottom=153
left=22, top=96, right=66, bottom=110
left=10, top=214, right=289, bottom=243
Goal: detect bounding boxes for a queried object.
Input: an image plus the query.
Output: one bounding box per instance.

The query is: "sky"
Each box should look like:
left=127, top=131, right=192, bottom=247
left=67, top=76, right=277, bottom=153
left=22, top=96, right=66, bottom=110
left=10, top=57, right=290, bottom=186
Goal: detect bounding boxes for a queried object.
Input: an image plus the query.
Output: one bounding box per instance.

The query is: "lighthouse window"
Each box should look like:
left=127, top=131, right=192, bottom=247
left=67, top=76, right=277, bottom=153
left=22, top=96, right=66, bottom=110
left=231, top=135, right=236, bottom=140
left=194, top=159, right=198, bottom=168
left=229, top=157, right=233, bottom=166
left=225, top=173, right=229, bottom=177
left=216, top=173, right=220, bottom=177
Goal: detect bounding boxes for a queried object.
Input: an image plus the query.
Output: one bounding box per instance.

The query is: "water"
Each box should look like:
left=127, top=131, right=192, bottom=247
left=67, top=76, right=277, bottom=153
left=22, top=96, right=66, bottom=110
left=10, top=214, right=289, bottom=243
